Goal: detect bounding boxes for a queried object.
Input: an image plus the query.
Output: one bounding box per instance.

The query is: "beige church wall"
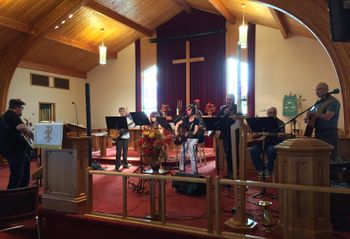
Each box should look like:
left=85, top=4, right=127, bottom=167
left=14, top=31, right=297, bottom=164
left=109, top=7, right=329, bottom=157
left=255, top=25, right=344, bottom=133
left=8, top=68, right=86, bottom=127
left=87, top=44, right=135, bottom=129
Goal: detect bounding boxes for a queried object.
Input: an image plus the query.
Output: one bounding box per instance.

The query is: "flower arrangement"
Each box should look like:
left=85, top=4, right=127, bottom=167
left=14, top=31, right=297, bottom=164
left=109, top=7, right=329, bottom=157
left=139, top=127, right=172, bottom=164
left=205, top=102, right=216, bottom=116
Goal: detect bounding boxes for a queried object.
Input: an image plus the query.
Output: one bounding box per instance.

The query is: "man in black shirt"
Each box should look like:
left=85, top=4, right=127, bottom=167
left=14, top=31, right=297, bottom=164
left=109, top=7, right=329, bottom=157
left=218, top=94, right=238, bottom=179
left=0, top=99, right=33, bottom=189
left=249, top=107, right=285, bottom=178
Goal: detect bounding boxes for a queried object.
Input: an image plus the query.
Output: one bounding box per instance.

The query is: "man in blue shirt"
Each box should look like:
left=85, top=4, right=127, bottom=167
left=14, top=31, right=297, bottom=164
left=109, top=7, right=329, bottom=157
left=308, top=82, right=340, bottom=162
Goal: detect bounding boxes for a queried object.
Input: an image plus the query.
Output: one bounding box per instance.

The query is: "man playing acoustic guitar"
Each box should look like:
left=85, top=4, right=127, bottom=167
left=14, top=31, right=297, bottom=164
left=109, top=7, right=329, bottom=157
left=0, top=99, right=34, bottom=189
left=305, top=82, right=340, bottom=162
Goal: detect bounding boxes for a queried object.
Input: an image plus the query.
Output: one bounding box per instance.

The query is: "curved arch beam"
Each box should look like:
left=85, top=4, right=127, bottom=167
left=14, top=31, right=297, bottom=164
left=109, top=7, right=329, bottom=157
left=258, top=0, right=350, bottom=135
left=0, top=0, right=88, bottom=112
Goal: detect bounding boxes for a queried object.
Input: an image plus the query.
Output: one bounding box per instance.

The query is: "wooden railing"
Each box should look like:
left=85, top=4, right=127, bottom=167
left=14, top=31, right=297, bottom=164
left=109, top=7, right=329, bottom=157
left=86, top=168, right=350, bottom=239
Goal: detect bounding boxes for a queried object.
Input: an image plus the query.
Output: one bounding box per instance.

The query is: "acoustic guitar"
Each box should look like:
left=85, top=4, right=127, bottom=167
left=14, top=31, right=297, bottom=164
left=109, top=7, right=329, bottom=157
left=108, top=129, right=120, bottom=140
left=174, top=126, right=187, bottom=145
left=304, top=97, right=335, bottom=137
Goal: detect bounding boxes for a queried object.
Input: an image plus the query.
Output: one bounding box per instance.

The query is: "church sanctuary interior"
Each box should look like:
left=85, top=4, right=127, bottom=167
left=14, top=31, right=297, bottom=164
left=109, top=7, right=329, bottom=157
left=1, top=0, right=350, bottom=239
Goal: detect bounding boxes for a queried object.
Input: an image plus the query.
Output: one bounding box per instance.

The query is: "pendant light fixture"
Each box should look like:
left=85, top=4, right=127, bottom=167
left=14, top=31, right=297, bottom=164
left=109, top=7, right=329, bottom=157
left=99, top=28, right=107, bottom=65
left=239, top=4, right=248, bottom=48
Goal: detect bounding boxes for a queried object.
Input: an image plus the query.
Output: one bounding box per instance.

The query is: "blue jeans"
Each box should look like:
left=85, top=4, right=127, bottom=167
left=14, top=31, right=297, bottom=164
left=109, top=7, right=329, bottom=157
left=180, top=138, right=198, bottom=174
left=249, top=144, right=277, bottom=172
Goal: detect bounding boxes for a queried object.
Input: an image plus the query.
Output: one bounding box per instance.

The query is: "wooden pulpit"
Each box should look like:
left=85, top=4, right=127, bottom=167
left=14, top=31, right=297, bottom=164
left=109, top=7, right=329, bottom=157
left=275, top=137, right=333, bottom=239
left=41, top=136, right=91, bottom=214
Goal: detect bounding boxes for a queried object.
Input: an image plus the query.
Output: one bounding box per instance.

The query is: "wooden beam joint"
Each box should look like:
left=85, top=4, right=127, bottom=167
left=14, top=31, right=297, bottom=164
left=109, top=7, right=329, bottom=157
left=85, top=0, right=153, bottom=37
left=270, top=8, right=288, bottom=39
left=208, top=0, right=236, bottom=24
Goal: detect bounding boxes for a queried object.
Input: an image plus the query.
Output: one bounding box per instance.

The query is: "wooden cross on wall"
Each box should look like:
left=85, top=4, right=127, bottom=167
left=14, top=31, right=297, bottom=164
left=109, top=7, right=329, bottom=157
left=172, top=41, right=205, bottom=105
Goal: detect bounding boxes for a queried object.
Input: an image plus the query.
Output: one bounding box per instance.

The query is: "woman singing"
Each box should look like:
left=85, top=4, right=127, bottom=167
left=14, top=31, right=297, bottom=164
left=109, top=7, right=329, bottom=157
left=175, top=104, right=199, bottom=174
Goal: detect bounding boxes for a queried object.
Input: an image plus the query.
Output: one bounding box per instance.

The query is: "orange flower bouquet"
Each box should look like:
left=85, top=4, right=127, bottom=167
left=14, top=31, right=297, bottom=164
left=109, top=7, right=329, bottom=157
left=139, top=127, right=172, bottom=166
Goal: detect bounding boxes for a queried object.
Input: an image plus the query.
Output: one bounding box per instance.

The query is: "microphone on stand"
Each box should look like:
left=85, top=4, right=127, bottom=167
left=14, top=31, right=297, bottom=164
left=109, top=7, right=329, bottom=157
left=325, top=88, right=340, bottom=96
left=72, top=102, right=79, bottom=137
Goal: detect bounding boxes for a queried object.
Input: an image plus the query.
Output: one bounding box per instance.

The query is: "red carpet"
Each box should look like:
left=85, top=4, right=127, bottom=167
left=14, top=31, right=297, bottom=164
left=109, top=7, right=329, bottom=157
left=92, top=146, right=215, bottom=165
left=1, top=158, right=350, bottom=239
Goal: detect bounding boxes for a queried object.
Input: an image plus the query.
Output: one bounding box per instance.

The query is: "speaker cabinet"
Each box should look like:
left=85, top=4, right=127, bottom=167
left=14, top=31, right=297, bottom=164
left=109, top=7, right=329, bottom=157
left=329, top=0, right=350, bottom=42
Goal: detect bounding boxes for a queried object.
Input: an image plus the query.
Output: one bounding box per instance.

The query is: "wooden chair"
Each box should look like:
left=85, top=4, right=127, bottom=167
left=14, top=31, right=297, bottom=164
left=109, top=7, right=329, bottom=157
left=195, top=143, right=206, bottom=166
left=0, top=186, right=40, bottom=238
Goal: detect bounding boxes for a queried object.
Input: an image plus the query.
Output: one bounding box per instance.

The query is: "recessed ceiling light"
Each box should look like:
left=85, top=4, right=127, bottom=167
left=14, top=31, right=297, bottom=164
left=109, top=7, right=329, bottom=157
left=54, top=25, right=59, bottom=29
left=68, top=14, right=73, bottom=18
left=61, top=20, right=65, bottom=24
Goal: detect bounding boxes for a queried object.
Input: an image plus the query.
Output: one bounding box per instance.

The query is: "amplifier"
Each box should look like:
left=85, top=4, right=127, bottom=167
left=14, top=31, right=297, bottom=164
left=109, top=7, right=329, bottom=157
left=172, top=172, right=206, bottom=196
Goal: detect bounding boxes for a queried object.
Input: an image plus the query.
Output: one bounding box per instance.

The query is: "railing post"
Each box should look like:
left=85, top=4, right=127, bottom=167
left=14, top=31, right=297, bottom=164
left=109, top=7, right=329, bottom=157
left=122, top=175, right=127, bottom=219
left=160, top=179, right=166, bottom=224
left=86, top=167, right=93, bottom=212
left=214, top=176, right=221, bottom=235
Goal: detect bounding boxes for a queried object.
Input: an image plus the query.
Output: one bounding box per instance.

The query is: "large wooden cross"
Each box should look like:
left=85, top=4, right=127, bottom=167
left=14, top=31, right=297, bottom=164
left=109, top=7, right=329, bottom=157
left=172, top=41, right=205, bottom=105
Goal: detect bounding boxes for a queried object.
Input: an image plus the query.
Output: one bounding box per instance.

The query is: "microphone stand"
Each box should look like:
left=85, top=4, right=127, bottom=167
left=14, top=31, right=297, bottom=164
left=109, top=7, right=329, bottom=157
left=72, top=102, right=79, bottom=137
left=278, top=100, right=322, bottom=136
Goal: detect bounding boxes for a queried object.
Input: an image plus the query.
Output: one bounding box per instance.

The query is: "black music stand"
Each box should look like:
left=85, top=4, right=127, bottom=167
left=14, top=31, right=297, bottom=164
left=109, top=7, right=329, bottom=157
left=173, top=113, right=184, bottom=125
left=105, top=116, right=128, bottom=130
left=156, top=116, right=172, bottom=130
left=130, top=112, right=151, bottom=126
left=203, top=117, right=220, bottom=135
left=246, top=117, right=279, bottom=199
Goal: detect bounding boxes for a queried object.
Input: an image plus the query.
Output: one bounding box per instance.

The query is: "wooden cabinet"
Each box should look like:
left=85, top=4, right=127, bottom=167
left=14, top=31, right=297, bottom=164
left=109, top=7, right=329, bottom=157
left=41, top=136, right=91, bottom=214
left=276, top=138, right=332, bottom=239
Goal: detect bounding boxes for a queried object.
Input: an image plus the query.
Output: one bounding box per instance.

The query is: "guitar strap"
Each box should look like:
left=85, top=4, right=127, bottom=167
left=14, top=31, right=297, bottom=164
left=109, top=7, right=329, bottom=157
left=314, top=97, right=335, bottom=117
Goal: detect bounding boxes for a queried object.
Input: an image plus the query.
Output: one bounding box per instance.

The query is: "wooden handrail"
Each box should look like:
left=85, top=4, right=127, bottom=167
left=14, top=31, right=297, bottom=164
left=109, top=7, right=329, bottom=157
left=87, top=168, right=350, bottom=238
left=219, top=178, right=350, bottom=194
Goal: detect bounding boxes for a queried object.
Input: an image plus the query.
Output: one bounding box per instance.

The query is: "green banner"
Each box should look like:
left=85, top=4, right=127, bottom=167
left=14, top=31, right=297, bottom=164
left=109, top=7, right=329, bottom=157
left=283, top=94, right=297, bottom=117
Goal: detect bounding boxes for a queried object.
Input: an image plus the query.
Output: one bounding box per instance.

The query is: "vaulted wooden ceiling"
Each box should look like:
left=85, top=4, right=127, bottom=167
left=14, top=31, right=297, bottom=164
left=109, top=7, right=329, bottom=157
left=0, top=0, right=314, bottom=78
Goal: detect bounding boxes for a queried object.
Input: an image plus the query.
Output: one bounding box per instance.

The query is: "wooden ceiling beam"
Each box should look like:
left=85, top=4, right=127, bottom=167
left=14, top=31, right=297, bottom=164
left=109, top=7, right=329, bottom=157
left=31, top=0, right=90, bottom=40
left=269, top=8, right=288, bottom=39
left=19, top=60, right=87, bottom=79
left=170, top=0, right=192, bottom=13
left=45, top=33, right=118, bottom=59
left=0, top=16, right=34, bottom=35
left=45, top=33, right=97, bottom=53
left=208, top=0, right=236, bottom=24
left=85, top=0, right=153, bottom=37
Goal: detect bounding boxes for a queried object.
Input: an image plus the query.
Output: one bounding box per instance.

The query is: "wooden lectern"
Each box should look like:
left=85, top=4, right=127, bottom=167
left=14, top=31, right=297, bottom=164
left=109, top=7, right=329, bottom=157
left=41, top=136, right=91, bottom=214
left=275, top=137, right=333, bottom=239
